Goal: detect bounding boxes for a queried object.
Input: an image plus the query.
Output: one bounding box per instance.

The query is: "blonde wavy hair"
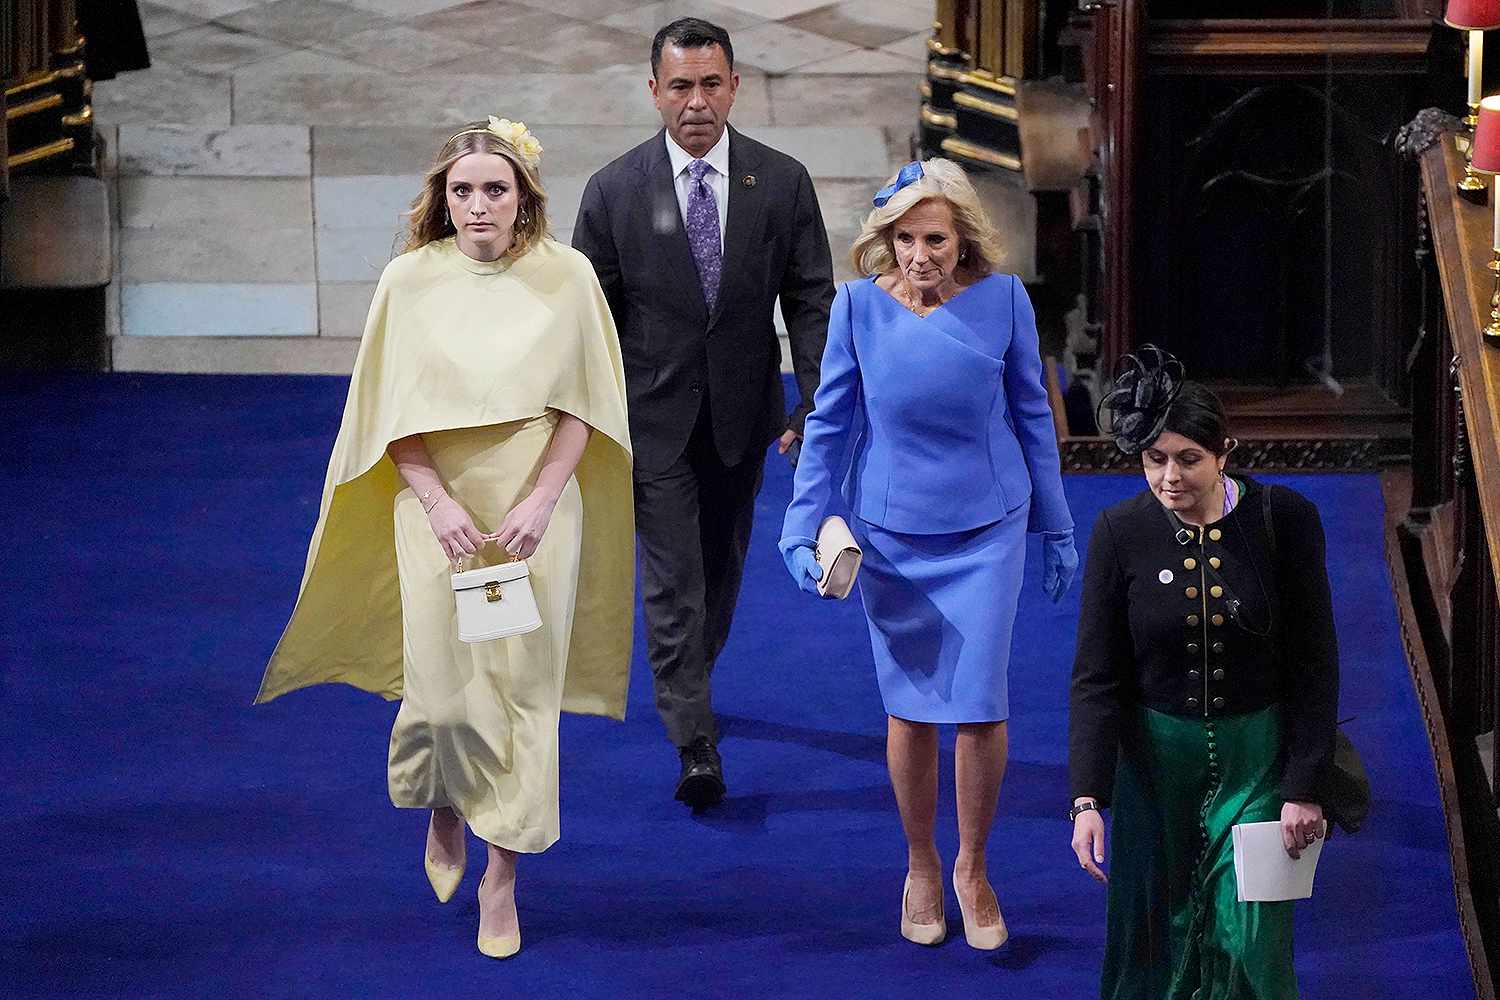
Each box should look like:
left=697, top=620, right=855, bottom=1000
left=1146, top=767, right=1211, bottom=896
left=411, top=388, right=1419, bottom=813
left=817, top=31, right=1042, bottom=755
left=404, top=121, right=549, bottom=257
left=849, top=158, right=1003, bottom=278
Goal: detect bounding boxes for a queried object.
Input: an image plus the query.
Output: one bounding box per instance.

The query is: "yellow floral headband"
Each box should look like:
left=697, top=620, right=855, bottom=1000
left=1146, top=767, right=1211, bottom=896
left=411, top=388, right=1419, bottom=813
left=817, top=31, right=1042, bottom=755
left=448, top=116, right=544, bottom=168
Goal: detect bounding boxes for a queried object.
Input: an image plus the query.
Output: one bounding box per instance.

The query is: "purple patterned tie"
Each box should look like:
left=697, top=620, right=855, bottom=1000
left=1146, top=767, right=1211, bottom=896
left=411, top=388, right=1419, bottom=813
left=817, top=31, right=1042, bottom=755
left=685, top=159, right=721, bottom=312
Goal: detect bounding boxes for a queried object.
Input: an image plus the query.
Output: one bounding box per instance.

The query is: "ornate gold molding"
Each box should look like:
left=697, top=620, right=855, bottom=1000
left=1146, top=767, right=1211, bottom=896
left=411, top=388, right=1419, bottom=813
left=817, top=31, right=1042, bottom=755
left=940, top=135, right=1022, bottom=171
left=8, top=136, right=74, bottom=169
left=959, top=70, right=1017, bottom=96
left=6, top=92, right=62, bottom=120
left=922, top=104, right=958, bottom=130
left=5, top=61, right=84, bottom=99
left=954, top=90, right=1018, bottom=122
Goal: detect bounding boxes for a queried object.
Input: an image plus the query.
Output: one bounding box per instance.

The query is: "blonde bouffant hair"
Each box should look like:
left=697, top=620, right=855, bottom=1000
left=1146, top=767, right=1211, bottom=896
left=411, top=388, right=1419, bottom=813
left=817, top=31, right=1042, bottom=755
left=404, top=122, right=549, bottom=257
left=849, top=158, right=1004, bottom=278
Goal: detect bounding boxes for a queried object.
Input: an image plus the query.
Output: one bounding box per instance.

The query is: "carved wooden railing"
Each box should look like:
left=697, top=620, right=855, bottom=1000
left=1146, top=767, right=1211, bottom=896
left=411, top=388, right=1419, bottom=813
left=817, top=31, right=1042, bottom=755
left=1395, top=118, right=1500, bottom=1000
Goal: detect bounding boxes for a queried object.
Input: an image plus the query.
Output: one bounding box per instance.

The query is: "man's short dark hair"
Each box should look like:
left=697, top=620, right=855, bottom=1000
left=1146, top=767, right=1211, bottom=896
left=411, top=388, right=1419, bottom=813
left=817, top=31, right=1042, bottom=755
left=650, top=17, right=734, bottom=78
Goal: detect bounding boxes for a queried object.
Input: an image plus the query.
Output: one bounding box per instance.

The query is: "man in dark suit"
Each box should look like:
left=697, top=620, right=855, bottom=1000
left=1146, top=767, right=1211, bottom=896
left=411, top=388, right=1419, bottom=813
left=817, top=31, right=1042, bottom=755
left=573, top=17, right=833, bottom=810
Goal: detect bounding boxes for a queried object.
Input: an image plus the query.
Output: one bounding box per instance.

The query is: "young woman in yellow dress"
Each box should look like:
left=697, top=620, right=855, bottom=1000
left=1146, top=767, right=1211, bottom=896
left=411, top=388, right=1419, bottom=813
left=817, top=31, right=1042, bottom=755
left=256, top=117, right=634, bottom=959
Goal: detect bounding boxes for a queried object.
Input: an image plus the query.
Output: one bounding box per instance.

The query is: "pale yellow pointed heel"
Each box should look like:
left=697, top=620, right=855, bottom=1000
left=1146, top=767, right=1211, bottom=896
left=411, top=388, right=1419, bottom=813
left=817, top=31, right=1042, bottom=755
left=424, top=812, right=465, bottom=903
left=899, top=874, right=946, bottom=946
left=476, top=875, right=521, bottom=959
left=425, top=854, right=463, bottom=904
left=952, top=874, right=1008, bottom=951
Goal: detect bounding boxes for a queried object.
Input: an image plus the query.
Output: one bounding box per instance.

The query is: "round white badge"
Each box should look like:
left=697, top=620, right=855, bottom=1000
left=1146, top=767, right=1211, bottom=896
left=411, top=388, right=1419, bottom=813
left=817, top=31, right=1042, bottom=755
left=1158, top=569, right=1174, bottom=584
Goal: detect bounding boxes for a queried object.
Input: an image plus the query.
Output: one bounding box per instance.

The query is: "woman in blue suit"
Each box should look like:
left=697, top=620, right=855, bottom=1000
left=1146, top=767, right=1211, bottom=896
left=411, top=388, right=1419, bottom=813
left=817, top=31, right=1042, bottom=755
left=779, top=159, right=1076, bottom=950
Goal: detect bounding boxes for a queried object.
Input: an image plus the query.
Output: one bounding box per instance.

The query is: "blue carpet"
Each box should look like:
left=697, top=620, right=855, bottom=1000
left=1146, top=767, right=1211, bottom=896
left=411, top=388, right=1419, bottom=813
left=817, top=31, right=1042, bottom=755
left=0, top=372, right=1474, bottom=998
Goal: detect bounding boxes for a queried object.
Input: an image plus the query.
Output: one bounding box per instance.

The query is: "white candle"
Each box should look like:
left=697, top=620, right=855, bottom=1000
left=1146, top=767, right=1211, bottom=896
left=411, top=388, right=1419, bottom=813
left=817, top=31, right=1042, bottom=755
left=1473, top=31, right=1485, bottom=107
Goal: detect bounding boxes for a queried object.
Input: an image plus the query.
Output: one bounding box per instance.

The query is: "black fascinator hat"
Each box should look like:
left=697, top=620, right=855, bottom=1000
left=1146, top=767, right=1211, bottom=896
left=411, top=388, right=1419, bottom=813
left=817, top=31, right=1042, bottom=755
left=1097, top=345, right=1186, bottom=455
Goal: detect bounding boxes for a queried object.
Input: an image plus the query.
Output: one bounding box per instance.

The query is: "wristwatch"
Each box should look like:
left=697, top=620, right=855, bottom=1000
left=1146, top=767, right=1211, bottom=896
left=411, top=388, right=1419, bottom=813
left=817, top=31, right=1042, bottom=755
left=1068, top=800, right=1100, bottom=822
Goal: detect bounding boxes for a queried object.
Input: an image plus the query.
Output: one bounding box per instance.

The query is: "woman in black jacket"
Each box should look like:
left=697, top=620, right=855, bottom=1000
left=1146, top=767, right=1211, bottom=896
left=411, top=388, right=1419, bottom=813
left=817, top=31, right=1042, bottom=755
left=1067, top=347, right=1336, bottom=999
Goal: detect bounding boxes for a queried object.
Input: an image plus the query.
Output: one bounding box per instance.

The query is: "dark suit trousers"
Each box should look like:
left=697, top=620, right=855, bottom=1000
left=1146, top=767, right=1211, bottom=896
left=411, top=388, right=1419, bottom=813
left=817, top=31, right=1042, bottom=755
left=634, top=398, right=764, bottom=747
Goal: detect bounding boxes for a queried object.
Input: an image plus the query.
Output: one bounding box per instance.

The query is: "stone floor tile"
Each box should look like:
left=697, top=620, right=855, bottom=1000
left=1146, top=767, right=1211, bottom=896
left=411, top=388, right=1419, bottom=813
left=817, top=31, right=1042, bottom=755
left=312, top=126, right=453, bottom=175
left=811, top=177, right=879, bottom=234
left=93, top=62, right=231, bottom=127
left=314, top=175, right=423, bottom=230
left=716, top=0, right=833, bottom=19
left=599, top=1, right=769, bottom=39
left=827, top=228, right=863, bottom=281
left=739, top=125, right=889, bottom=177
left=121, top=282, right=318, bottom=336
left=106, top=273, right=123, bottom=339
left=112, top=334, right=359, bottom=373
left=230, top=47, right=384, bottom=85
left=317, top=281, right=378, bottom=337
left=236, top=71, right=701, bottom=126
left=786, top=47, right=923, bottom=75
left=540, top=174, right=590, bottom=231
left=882, top=124, right=918, bottom=167
left=767, top=73, right=920, bottom=127
left=731, top=22, right=858, bottom=75
left=119, top=177, right=312, bottom=229
left=138, top=1, right=208, bottom=38
left=316, top=24, right=491, bottom=74
left=880, top=31, right=930, bottom=64
left=784, top=0, right=933, bottom=50
left=509, top=0, right=639, bottom=20
left=514, top=22, right=652, bottom=74
left=725, top=76, right=773, bottom=126
left=145, top=0, right=266, bottom=19
left=217, top=0, right=395, bottom=48
left=518, top=124, right=661, bottom=179
left=316, top=227, right=405, bottom=281
left=421, top=45, right=560, bottom=74
left=97, top=125, right=121, bottom=178
left=411, top=1, right=577, bottom=47
left=121, top=226, right=316, bottom=282
left=119, top=125, right=310, bottom=176
left=340, top=0, right=477, bottom=17
left=147, top=22, right=296, bottom=75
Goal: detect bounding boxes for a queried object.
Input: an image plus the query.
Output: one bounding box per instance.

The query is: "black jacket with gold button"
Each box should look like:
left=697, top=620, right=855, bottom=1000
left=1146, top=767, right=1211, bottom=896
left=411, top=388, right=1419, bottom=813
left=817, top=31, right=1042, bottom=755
left=1068, top=476, right=1339, bottom=807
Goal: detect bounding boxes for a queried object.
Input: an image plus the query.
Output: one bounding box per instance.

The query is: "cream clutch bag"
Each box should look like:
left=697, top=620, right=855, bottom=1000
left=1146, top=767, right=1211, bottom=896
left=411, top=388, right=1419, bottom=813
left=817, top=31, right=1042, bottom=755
left=450, top=548, right=542, bottom=643
left=815, top=516, right=863, bottom=600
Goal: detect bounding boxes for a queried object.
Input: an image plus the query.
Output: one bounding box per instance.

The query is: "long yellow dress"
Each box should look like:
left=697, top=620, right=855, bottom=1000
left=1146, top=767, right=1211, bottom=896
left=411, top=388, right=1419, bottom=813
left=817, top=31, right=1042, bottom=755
left=256, top=236, right=633, bottom=853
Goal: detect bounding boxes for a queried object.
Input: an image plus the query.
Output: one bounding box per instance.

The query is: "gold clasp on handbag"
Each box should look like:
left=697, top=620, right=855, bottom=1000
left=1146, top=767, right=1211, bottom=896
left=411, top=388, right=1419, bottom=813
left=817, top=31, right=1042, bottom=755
left=484, top=581, right=503, bottom=603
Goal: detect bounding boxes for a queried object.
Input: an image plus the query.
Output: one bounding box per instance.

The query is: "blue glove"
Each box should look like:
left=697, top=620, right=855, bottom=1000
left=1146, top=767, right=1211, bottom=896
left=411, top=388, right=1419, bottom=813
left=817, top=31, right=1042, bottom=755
left=778, top=537, right=823, bottom=596
left=1042, top=529, right=1078, bottom=603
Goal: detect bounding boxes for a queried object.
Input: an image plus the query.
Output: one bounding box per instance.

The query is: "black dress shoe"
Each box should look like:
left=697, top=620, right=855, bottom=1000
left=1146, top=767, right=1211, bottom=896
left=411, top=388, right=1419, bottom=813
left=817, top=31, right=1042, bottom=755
left=675, top=737, right=726, bottom=809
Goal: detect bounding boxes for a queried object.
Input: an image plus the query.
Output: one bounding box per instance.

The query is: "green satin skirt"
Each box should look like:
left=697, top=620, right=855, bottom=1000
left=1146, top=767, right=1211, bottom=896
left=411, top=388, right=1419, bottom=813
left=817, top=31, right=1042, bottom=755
left=1101, top=704, right=1298, bottom=1000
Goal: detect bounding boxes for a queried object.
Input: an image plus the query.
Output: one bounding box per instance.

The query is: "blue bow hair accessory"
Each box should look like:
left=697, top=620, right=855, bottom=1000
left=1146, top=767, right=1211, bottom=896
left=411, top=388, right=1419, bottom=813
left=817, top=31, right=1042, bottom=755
left=872, top=161, right=924, bottom=207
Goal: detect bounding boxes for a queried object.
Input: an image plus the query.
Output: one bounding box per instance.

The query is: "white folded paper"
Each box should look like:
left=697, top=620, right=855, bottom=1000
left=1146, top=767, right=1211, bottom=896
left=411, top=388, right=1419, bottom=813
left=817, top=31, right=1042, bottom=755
left=1232, top=821, right=1325, bottom=902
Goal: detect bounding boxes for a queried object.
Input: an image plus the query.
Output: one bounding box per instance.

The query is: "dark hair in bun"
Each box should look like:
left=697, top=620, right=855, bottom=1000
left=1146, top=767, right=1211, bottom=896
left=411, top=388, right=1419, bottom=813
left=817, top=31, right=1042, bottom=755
left=1162, top=382, right=1231, bottom=456
left=1098, top=345, right=1231, bottom=455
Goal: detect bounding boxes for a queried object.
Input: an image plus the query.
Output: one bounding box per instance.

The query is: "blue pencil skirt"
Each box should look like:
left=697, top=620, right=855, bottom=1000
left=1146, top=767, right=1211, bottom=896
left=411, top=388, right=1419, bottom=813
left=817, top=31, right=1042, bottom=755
left=852, top=502, right=1029, bottom=723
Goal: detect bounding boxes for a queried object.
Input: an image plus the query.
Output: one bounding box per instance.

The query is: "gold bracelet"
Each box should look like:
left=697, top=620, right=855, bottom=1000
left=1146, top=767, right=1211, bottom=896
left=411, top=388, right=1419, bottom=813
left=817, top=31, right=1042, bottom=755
left=420, top=486, right=445, bottom=514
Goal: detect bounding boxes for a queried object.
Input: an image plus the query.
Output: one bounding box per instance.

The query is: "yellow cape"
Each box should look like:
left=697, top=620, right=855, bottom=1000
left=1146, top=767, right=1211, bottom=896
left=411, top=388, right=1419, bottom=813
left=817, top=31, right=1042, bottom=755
left=255, top=237, right=634, bottom=719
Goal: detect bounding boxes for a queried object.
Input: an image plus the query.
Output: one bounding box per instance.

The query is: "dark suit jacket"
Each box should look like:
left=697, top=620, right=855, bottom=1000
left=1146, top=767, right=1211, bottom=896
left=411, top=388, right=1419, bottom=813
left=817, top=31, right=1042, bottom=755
left=572, top=126, right=833, bottom=474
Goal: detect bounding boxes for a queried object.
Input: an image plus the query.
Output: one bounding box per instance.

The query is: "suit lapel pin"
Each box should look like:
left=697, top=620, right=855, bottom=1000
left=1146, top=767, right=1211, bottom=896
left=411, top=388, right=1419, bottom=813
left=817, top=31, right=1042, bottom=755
left=742, top=174, right=756, bottom=188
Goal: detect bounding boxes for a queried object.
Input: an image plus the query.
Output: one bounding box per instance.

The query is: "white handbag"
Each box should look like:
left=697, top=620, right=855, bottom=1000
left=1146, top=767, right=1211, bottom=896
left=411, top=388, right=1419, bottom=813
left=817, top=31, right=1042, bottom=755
left=450, top=548, right=542, bottom=643
left=815, top=516, right=863, bottom=600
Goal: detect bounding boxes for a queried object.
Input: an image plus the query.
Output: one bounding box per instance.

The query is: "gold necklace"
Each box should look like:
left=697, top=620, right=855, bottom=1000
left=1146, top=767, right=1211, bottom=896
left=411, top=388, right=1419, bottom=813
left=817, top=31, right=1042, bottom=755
left=897, top=279, right=955, bottom=316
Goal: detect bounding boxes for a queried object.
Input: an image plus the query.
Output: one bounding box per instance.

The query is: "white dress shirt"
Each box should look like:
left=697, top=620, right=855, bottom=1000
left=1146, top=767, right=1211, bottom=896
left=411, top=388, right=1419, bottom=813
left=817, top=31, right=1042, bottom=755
left=665, top=127, right=729, bottom=253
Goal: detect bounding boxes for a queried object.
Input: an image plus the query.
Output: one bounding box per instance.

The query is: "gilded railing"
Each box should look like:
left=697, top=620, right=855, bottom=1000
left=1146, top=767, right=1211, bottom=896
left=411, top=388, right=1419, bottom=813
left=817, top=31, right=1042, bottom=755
left=924, top=0, right=1041, bottom=173
left=2, top=0, right=92, bottom=180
